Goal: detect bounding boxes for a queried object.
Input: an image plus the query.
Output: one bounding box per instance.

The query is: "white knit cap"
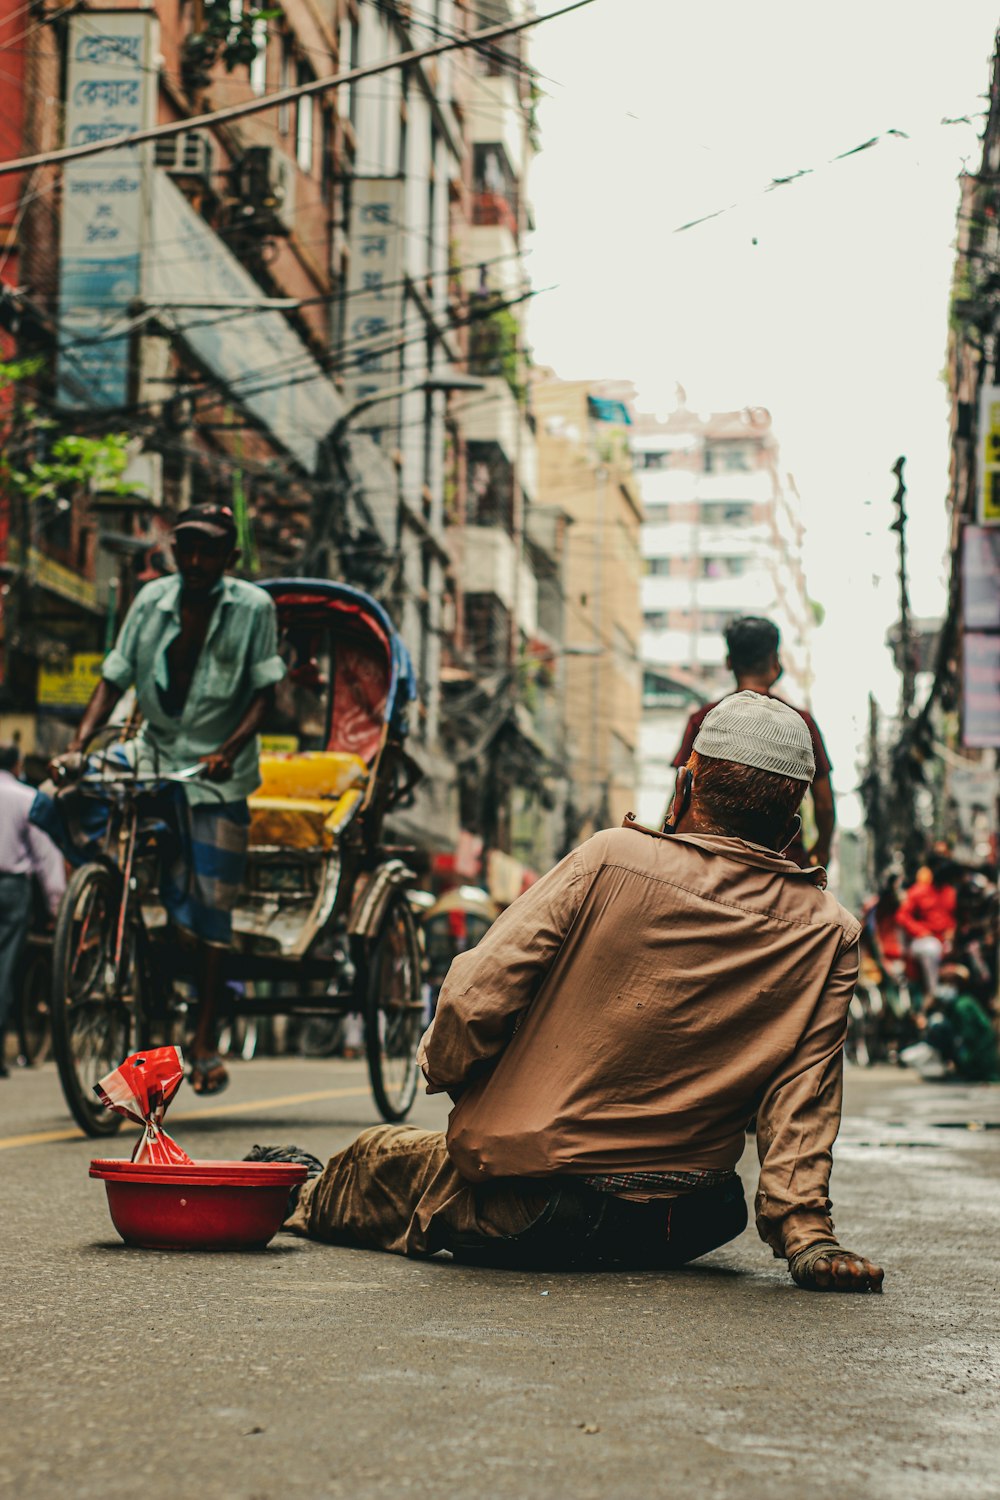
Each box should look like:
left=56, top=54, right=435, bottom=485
left=692, top=691, right=816, bottom=782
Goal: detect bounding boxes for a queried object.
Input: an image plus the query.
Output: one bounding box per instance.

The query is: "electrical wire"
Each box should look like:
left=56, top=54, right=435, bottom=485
left=0, top=0, right=597, bottom=176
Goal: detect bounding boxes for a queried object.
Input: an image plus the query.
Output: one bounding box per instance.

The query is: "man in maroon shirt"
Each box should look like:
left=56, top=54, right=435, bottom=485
left=672, top=617, right=835, bottom=868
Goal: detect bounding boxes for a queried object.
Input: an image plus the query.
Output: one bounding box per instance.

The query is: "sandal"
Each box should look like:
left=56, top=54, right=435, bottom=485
left=188, top=1055, right=230, bottom=1096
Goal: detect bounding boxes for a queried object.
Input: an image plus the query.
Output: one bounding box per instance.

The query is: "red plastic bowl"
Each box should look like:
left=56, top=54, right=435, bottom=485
left=90, top=1159, right=309, bottom=1251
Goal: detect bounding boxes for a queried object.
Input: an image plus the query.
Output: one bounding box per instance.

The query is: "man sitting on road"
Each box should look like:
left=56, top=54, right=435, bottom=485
left=54, top=504, right=285, bottom=1096
left=255, top=693, right=882, bottom=1293
left=672, top=615, right=835, bottom=870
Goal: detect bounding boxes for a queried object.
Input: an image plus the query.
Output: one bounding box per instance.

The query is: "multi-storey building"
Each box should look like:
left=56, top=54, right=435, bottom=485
left=0, top=0, right=568, bottom=873
left=633, top=404, right=814, bottom=826
left=436, top=5, right=570, bottom=877
left=532, top=374, right=643, bottom=839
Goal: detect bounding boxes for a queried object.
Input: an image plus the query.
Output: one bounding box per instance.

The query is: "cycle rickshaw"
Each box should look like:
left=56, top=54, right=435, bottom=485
left=49, top=579, right=427, bottom=1137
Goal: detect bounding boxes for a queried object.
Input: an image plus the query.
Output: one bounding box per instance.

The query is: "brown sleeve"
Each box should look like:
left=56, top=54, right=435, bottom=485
left=754, top=937, right=859, bottom=1258
left=417, top=845, right=592, bottom=1096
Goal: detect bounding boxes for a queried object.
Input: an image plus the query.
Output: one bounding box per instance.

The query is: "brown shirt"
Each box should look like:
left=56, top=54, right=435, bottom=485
left=418, top=820, right=861, bottom=1260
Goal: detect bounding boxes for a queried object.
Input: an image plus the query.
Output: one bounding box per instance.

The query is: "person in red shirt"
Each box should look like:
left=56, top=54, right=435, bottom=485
left=672, top=617, right=835, bottom=868
left=896, top=860, right=958, bottom=998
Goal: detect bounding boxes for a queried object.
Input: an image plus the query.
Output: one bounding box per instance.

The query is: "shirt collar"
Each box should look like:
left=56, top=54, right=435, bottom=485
left=620, top=815, right=827, bottom=887
left=155, top=573, right=232, bottom=613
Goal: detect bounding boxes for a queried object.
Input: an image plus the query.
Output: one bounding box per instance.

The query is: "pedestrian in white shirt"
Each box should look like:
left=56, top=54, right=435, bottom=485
left=0, top=744, right=66, bottom=1076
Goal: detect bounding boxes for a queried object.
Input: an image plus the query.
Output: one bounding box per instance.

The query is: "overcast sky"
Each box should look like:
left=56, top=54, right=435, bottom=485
left=527, top=0, right=998, bottom=814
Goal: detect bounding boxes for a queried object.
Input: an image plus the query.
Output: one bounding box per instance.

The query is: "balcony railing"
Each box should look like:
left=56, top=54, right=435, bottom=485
left=472, top=190, right=518, bottom=234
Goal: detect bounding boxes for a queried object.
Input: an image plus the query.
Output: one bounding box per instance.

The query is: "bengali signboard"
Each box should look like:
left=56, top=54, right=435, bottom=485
left=57, top=12, right=158, bottom=409
left=962, top=632, right=1000, bottom=749
left=345, top=178, right=405, bottom=435
left=977, top=384, right=1000, bottom=525
left=37, top=653, right=104, bottom=711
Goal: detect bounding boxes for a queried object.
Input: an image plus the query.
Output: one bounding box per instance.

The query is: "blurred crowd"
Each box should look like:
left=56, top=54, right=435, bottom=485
left=856, top=847, right=1000, bottom=1083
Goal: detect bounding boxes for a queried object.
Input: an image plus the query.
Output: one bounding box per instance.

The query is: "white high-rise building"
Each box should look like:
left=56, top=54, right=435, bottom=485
left=633, top=405, right=814, bottom=826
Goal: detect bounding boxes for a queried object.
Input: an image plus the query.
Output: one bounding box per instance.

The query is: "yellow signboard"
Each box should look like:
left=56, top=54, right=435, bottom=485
left=260, top=735, right=300, bottom=754
left=978, top=384, right=1000, bottom=524
left=37, top=653, right=103, bottom=709
left=7, top=540, right=100, bottom=610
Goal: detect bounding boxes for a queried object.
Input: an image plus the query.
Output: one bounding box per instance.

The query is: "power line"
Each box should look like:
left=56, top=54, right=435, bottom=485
left=0, top=0, right=597, bottom=177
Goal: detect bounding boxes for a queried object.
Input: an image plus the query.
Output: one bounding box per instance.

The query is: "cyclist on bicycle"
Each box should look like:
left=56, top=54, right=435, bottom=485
left=53, top=503, right=285, bottom=1095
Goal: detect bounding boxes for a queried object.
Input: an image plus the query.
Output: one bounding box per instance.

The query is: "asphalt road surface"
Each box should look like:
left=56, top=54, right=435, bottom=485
left=2, top=1055, right=998, bottom=1500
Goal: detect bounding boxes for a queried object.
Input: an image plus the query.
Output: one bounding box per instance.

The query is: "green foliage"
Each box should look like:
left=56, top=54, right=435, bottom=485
left=470, top=301, right=525, bottom=405
left=0, top=361, right=135, bottom=506
left=182, top=3, right=280, bottom=93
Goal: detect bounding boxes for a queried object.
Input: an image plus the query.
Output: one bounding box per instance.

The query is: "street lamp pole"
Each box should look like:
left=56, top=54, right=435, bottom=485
left=305, top=371, right=485, bottom=579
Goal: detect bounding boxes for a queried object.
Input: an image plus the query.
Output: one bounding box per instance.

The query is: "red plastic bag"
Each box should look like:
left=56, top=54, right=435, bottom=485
left=94, top=1046, right=193, bottom=1165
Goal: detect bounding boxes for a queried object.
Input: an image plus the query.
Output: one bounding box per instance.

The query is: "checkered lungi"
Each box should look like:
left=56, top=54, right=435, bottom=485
left=160, top=796, right=249, bottom=948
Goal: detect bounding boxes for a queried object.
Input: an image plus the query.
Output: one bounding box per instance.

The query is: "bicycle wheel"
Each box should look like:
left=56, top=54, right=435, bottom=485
left=16, top=944, right=53, bottom=1067
left=50, top=863, right=146, bottom=1136
left=846, top=987, right=877, bottom=1068
left=362, top=893, right=423, bottom=1122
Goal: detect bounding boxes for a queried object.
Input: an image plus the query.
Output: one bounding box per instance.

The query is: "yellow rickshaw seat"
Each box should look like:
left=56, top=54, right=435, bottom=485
left=248, top=789, right=365, bottom=851
left=255, top=750, right=369, bottom=801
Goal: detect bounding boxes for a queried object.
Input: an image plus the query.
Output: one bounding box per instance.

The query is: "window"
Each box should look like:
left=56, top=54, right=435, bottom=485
left=701, top=556, right=747, bottom=579
left=249, top=18, right=268, bottom=96
left=278, top=37, right=292, bottom=135
left=296, top=64, right=315, bottom=172
left=645, top=557, right=671, bottom=576
left=643, top=611, right=668, bottom=631
left=339, top=12, right=360, bottom=124
left=700, top=501, right=752, bottom=525
left=704, top=444, right=751, bottom=473
left=321, top=107, right=335, bottom=197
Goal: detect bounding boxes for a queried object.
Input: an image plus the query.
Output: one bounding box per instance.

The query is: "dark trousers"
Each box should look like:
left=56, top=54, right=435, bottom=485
left=0, top=872, right=32, bottom=1035
left=287, top=1126, right=748, bottom=1271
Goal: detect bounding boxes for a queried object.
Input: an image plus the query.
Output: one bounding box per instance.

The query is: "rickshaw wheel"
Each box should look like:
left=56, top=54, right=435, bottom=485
left=17, top=943, right=53, bottom=1066
left=51, top=863, right=146, bottom=1137
left=363, top=893, right=423, bottom=1122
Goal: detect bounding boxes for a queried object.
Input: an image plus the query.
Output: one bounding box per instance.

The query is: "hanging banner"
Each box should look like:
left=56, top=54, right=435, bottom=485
left=977, top=384, right=1000, bottom=525
left=345, top=178, right=405, bottom=436
left=962, top=526, right=1000, bottom=630
left=57, top=12, right=158, bottom=409
left=962, top=633, right=1000, bottom=749
left=149, top=173, right=344, bottom=473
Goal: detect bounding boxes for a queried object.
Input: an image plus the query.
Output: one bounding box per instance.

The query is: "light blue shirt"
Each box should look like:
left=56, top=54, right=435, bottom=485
left=102, top=573, right=286, bottom=805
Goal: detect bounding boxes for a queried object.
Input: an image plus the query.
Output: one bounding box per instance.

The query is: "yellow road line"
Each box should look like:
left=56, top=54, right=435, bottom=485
left=0, top=1126, right=85, bottom=1150
left=0, top=1084, right=372, bottom=1152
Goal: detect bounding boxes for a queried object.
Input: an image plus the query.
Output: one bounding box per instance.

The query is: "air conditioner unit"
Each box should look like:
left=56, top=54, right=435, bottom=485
left=234, top=145, right=297, bottom=236
left=154, top=129, right=215, bottom=187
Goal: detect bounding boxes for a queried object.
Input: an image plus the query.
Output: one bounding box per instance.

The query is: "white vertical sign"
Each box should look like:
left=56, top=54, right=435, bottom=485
left=57, top=12, right=158, bottom=409
left=345, top=178, right=405, bottom=435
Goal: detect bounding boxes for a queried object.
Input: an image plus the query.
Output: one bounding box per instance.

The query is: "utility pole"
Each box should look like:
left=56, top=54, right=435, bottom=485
left=889, top=455, right=916, bottom=719
left=863, top=692, right=889, bottom=883
left=887, top=455, right=925, bottom=876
